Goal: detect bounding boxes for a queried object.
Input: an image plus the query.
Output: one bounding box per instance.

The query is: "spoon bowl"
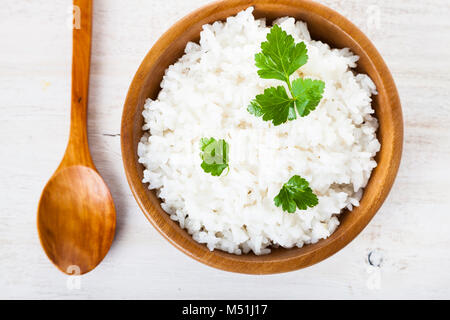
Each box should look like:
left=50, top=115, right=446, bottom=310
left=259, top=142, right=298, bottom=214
left=38, top=166, right=115, bottom=274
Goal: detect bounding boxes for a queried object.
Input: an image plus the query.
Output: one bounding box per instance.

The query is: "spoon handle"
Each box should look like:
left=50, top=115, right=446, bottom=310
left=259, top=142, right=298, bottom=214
left=64, top=0, right=93, bottom=166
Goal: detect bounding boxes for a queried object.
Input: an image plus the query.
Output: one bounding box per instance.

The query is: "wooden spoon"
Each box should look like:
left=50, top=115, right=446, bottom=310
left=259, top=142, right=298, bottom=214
left=37, top=0, right=116, bottom=275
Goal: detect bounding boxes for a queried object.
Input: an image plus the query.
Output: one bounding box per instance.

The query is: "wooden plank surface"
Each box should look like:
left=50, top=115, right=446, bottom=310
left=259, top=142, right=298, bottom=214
left=0, top=0, right=449, bottom=299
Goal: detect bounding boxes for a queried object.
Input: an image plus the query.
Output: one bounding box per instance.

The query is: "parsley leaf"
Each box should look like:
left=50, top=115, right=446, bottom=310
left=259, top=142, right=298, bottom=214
left=248, top=25, right=325, bottom=125
left=292, top=78, right=325, bottom=117
left=199, top=137, right=229, bottom=176
left=247, top=86, right=296, bottom=126
left=274, top=175, right=318, bottom=213
left=255, top=24, right=308, bottom=82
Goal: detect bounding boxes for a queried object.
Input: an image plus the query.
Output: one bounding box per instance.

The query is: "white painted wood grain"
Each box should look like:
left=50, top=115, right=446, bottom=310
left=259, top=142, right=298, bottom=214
left=0, top=0, right=449, bottom=299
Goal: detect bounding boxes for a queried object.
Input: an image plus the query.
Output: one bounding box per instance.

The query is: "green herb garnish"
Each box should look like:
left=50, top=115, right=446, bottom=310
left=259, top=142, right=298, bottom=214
left=274, top=175, right=318, bottom=213
left=248, top=24, right=325, bottom=125
left=199, top=137, right=229, bottom=176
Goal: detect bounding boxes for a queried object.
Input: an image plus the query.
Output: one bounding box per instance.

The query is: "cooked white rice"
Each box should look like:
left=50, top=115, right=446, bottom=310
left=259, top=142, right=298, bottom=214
left=138, top=7, right=380, bottom=255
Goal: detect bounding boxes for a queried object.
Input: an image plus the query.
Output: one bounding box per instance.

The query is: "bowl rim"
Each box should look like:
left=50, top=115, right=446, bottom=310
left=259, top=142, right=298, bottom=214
left=121, top=0, right=403, bottom=274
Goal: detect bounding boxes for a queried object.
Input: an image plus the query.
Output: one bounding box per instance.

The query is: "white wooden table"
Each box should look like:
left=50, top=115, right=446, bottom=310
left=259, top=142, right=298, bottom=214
left=1, top=0, right=449, bottom=299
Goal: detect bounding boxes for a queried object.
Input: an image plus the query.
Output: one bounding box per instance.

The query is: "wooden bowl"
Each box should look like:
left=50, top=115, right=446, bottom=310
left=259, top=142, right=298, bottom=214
left=121, top=0, right=403, bottom=274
